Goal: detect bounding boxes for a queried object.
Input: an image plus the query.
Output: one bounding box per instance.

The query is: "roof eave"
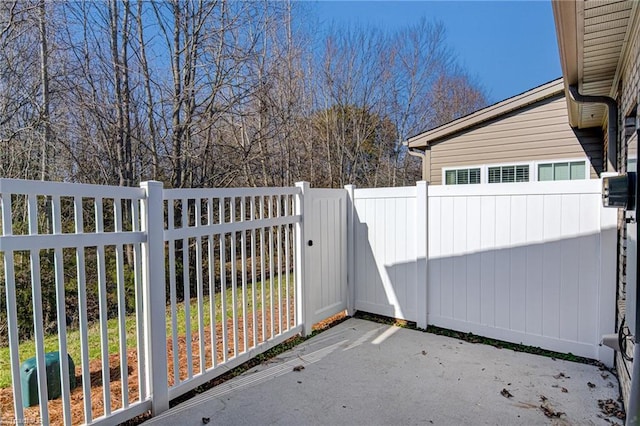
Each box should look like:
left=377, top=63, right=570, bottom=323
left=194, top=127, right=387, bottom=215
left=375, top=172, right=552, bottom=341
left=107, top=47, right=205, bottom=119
left=407, top=78, right=564, bottom=149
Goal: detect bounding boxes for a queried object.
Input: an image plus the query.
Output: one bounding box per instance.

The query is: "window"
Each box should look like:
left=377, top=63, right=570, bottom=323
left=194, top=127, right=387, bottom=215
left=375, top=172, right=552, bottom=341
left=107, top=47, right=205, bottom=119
left=537, top=161, right=586, bottom=181
left=488, top=165, right=529, bottom=183
left=445, top=168, right=481, bottom=185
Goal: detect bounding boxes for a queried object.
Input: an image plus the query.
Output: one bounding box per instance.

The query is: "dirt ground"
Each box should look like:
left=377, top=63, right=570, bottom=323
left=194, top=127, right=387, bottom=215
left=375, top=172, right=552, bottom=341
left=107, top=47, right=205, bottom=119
left=0, top=302, right=343, bottom=425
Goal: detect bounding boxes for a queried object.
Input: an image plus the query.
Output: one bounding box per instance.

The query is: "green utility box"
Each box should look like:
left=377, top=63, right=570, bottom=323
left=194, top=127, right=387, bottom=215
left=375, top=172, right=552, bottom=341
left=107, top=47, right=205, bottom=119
left=20, top=352, right=76, bottom=407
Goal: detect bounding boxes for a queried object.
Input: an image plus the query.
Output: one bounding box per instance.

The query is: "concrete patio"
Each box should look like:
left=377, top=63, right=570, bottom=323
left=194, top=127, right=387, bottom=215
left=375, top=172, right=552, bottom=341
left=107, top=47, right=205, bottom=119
left=146, top=318, right=622, bottom=425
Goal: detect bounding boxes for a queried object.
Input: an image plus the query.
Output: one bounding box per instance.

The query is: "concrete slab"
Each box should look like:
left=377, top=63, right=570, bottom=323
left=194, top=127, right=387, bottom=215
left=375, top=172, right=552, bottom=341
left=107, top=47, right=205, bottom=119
left=147, top=318, right=622, bottom=425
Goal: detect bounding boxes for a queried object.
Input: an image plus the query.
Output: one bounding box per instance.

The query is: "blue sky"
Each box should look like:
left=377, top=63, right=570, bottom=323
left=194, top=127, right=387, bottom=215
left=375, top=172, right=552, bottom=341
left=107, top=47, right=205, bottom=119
left=310, top=1, right=561, bottom=103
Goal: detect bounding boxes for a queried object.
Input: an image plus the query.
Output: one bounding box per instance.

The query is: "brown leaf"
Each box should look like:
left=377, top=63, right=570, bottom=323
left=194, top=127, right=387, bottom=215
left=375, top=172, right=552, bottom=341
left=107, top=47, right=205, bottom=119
left=293, top=365, right=305, bottom=372
left=501, top=388, right=513, bottom=398
left=587, top=382, right=596, bottom=389
left=540, top=403, right=565, bottom=418
left=561, top=387, right=568, bottom=393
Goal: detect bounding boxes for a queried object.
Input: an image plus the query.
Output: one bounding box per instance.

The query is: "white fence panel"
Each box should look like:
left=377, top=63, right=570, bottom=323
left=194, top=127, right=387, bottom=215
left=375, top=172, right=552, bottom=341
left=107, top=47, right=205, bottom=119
left=352, top=186, right=424, bottom=322
left=428, top=180, right=617, bottom=363
left=0, top=178, right=151, bottom=426
left=162, top=186, right=302, bottom=401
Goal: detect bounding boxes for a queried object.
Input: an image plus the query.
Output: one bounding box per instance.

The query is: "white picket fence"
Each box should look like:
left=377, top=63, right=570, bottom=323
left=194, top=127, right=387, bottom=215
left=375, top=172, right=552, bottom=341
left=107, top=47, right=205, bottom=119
left=0, top=179, right=308, bottom=426
left=350, top=179, right=617, bottom=365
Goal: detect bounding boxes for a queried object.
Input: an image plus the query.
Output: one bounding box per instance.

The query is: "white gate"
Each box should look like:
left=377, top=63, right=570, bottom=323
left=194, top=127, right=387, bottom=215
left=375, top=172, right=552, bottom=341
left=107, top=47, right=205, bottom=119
left=298, top=183, right=348, bottom=329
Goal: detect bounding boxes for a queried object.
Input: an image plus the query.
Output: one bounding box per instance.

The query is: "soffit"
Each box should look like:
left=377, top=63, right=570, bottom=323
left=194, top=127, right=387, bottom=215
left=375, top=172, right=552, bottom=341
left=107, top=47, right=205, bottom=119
left=576, top=1, right=635, bottom=128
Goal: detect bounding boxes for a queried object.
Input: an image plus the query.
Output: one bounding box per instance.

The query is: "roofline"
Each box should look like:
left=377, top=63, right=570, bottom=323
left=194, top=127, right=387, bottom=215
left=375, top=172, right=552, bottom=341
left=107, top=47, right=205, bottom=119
left=407, top=78, right=564, bottom=149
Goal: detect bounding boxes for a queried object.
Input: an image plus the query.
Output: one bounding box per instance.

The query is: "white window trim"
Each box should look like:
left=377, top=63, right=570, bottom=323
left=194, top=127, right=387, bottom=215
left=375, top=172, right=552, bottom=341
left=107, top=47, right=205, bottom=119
left=442, top=158, right=590, bottom=184
left=484, top=161, right=532, bottom=183
left=442, top=166, right=482, bottom=185
left=535, top=158, right=589, bottom=181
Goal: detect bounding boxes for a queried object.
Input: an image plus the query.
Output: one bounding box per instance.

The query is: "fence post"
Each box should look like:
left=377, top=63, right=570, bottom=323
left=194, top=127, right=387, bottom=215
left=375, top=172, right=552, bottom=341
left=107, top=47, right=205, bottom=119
left=416, top=181, right=428, bottom=329
left=598, top=174, right=618, bottom=366
left=344, top=184, right=356, bottom=316
left=295, top=181, right=313, bottom=336
left=140, top=181, right=169, bottom=415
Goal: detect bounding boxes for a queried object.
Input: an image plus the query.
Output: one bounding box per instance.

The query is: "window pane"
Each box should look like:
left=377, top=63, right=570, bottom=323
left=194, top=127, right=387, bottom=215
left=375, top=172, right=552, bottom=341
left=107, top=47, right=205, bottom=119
left=445, top=170, right=456, bottom=185
left=488, top=167, right=500, bottom=183
left=457, top=169, right=469, bottom=184
left=570, top=161, right=585, bottom=180
left=469, top=168, right=481, bottom=184
left=554, top=162, right=569, bottom=180
left=516, top=165, right=529, bottom=182
left=538, top=164, right=553, bottom=181
left=502, top=166, right=515, bottom=183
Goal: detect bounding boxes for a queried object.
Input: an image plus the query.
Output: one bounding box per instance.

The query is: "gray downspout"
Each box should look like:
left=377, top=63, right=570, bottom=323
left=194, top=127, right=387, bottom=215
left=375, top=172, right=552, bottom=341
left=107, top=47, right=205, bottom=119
left=407, top=147, right=427, bottom=181
left=568, top=84, right=618, bottom=172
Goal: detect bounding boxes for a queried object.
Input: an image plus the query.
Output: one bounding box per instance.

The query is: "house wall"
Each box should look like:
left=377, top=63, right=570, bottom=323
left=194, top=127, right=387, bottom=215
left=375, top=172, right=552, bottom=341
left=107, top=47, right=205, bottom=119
left=615, top=14, right=640, bottom=409
left=426, top=95, right=604, bottom=185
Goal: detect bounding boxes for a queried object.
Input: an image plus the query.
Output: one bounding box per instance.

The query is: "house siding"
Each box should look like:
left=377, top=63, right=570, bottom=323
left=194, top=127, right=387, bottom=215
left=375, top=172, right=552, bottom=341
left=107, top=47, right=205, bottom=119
left=427, top=95, right=604, bottom=185
left=615, top=14, right=640, bottom=409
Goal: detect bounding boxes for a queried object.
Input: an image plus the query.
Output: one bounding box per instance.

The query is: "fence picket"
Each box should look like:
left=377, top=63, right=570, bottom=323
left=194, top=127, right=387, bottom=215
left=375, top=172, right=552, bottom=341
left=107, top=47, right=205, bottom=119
left=1, top=191, right=25, bottom=421
left=207, top=198, right=217, bottom=369
left=114, top=199, right=129, bottom=408
left=230, top=197, right=238, bottom=357
left=94, top=197, right=111, bottom=416
left=260, top=196, right=267, bottom=342
left=195, top=200, right=205, bottom=373
left=52, top=195, right=72, bottom=425
left=73, top=196, right=92, bottom=422
left=168, top=206, right=179, bottom=385
left=181, top=198, right=193, bottom=379
left=251, top=197, right=258, bottom=346
left=131, top=198, right=146, bottom=400
left=240, top=197, right=248, bottom=352
left=219, top=198, right=228, bottom=363
left=277, top=196, right=283, bottom=334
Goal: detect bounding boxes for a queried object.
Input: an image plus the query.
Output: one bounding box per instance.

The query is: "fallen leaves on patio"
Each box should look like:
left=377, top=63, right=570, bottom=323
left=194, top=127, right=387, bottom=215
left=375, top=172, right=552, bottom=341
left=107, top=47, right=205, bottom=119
left=598, top=398, right=626, bottom=420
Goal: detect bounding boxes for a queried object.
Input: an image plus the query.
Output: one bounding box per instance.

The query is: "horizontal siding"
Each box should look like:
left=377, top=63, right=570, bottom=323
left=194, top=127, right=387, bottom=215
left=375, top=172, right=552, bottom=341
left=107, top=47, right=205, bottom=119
left=616, top=14, right=640, bottom=411
left=429, top=95, right=604, bottom=185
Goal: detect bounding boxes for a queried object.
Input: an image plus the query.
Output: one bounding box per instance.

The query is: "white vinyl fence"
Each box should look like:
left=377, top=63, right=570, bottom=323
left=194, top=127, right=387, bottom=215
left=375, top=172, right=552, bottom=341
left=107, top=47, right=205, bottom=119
left=0, top=177, right=619, bottom=426
left=350, top=179, right=617, bottom=365
left=0, top=179, right=317, bottom=426
left=350, top=184, right=426, bottom=326
left=161, top=186, right=303, bottom=402
left=0, top=179, right=150, bottom=426
left=428, top=180, right=617, bottom=364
